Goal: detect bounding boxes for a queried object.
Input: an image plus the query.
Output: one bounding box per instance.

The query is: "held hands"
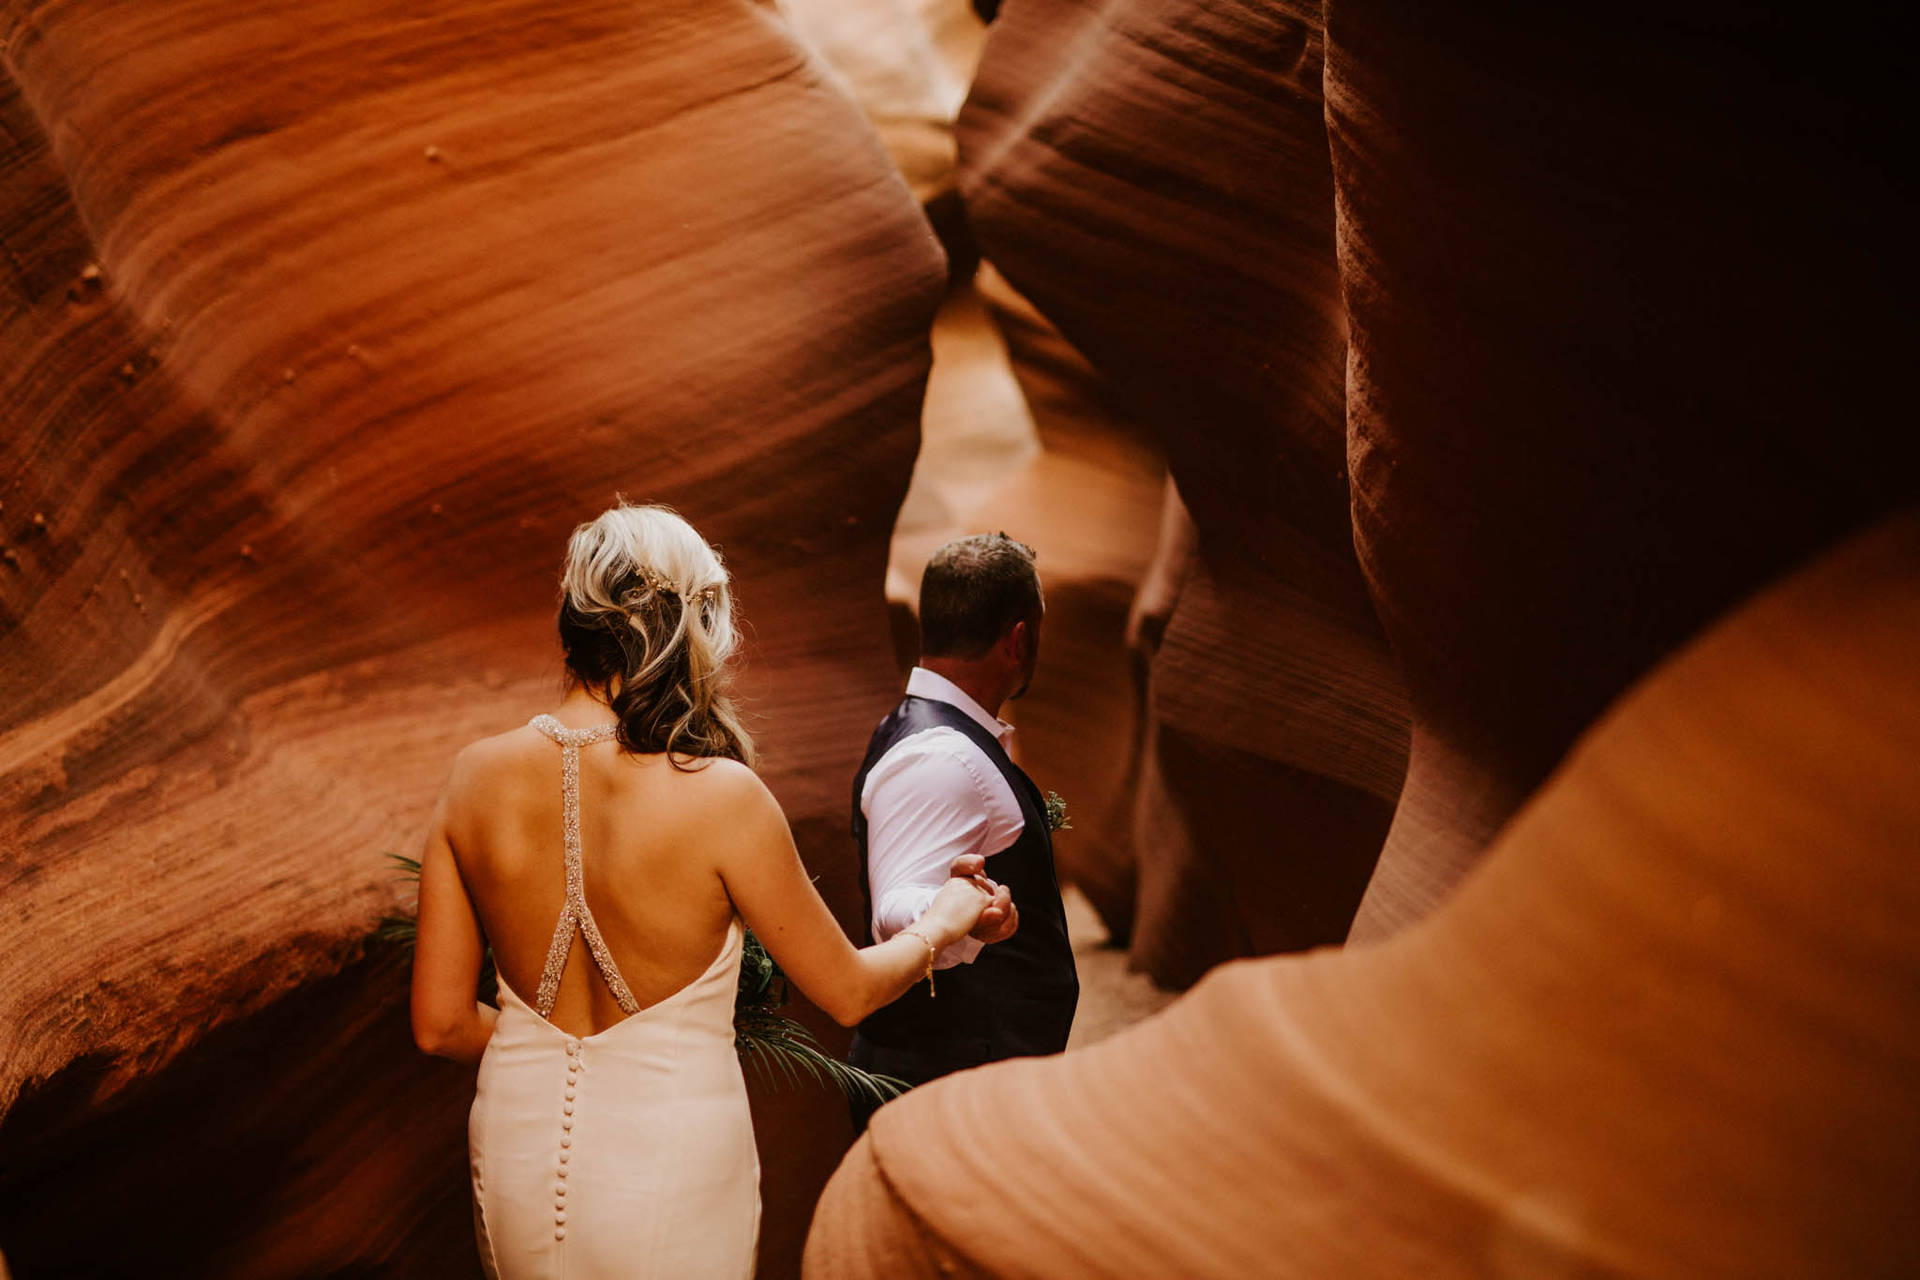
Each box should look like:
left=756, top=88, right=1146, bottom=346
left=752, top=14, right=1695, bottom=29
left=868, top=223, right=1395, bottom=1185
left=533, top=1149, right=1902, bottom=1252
left=929, top=855, right=1021, bottom=948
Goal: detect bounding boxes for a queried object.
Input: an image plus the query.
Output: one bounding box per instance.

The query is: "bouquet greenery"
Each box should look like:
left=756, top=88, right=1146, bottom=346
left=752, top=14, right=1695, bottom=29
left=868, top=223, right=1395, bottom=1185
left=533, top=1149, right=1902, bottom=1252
left=377, top=854, right=908, bottom=1107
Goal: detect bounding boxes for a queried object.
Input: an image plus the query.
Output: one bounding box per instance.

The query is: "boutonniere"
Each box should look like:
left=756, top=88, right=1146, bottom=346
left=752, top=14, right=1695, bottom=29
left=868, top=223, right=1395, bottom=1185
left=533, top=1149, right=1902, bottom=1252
left=1045, top=790, right=1072, bottom=833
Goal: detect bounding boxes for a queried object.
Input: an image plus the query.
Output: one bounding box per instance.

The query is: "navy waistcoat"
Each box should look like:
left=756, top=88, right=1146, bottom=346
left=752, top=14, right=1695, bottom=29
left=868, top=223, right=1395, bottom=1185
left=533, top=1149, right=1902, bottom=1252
left=852, top=696, right=1079, bottom=1063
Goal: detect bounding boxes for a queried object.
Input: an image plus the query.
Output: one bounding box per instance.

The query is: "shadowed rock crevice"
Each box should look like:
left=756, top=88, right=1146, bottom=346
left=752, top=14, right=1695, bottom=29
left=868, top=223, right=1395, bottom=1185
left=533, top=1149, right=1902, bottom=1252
left=1329, top=0, right=1917, bottom=938
left=955, top=0, right=1408, bottom=980
left=0, top=953, right=478, bottom=1278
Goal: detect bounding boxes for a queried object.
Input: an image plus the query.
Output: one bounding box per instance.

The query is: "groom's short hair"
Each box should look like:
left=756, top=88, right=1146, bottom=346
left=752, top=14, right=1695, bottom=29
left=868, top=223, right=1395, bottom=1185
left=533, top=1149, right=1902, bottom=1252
left=918, top=533, right=1043, bottom=659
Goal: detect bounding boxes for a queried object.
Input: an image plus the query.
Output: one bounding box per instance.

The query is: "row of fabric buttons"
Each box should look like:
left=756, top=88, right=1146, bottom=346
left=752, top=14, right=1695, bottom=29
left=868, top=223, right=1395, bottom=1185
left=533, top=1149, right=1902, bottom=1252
left=556, top=1039, right=580, bottom=1240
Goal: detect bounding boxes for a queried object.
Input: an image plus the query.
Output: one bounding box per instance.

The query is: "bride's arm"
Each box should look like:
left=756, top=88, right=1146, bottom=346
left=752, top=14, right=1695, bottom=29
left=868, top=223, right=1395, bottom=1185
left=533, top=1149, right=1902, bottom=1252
left=711, top=762, right=998, bottom=1027
left=411, top=770, right=500, bottom=1063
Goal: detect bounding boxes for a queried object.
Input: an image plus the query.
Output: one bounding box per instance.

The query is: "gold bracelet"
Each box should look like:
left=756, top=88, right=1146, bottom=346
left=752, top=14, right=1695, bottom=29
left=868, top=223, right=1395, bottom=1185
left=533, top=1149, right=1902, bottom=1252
left=898, top=926, right=938, bottom=998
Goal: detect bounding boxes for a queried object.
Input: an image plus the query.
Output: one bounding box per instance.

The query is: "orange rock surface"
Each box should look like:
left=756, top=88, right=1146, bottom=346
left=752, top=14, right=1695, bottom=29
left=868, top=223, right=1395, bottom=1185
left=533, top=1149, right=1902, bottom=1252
left=1331, top=0, right=1916, bottom=938
left=807, top=508, right=1920, bottom=1280
left=0, top=2, right=943, bottom=1274
left=805, top=0, right=1918, bottom=1272
left=956, top=0, right=1409, bottom=983
left=8, top=0, right=1915, bottom=1273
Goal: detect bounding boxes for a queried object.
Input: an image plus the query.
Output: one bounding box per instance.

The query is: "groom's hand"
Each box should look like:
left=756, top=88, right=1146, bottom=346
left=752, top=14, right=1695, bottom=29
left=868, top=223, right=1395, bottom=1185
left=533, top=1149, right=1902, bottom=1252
left=948, top=854, right=1018, bottom=945
left=970, top=883, right=1018, bottom=944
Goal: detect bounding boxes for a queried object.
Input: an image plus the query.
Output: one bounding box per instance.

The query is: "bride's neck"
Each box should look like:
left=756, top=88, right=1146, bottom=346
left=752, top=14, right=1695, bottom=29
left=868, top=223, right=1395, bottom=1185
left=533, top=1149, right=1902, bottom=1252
left=556, top=683, right=619, bottom=725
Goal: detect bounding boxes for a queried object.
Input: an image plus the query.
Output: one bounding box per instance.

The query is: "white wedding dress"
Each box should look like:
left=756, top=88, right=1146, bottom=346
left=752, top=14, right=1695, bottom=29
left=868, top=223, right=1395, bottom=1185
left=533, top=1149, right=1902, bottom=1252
left=468, top=716, right=760, bottom=1279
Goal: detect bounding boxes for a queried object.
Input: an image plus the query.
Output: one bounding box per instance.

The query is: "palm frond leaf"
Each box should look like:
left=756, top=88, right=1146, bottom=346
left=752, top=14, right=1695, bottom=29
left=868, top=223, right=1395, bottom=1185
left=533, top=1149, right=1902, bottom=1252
left=377, top=851, right=497, bottom=1004
left=734, top=1015, right=911, bottom=1107
left=374, top=852, right=421, bottom=946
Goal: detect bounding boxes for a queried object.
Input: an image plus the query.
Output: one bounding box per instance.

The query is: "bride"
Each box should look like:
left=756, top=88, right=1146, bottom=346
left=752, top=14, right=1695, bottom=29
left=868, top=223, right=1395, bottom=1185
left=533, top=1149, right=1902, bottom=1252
left=409, top=501, right=1015, bottom=1279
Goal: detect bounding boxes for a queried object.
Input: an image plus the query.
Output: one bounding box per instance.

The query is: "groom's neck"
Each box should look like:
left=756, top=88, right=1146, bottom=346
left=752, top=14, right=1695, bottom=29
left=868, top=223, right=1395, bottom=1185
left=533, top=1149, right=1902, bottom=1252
left=918, top=658, right=1009, bottom=720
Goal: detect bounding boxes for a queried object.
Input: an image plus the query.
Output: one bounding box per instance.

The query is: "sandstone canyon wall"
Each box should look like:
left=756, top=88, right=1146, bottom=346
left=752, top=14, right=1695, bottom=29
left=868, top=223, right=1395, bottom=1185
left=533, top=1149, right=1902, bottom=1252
left=1328, top=0, right=1916, bottom=938
left=0, top=2, right=945, bottom=1275
left=805, top=0, right=1917, bottom=1272
left=5, top=0, right=1915, bottom=1273
left=954, top=0, right=1914, bottom=965
left=956, top=0, right=1410, bottom=983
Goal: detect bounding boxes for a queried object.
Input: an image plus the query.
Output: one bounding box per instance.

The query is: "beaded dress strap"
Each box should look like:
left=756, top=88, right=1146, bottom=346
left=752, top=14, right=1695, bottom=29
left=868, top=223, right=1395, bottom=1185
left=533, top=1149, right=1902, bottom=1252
left=528, top=714, right=640, bottom=1018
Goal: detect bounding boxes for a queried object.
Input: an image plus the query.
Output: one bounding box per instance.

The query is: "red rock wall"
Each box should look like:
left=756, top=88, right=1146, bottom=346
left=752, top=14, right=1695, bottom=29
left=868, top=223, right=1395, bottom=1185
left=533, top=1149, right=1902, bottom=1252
left=956, top=0, right=1409, bottom=982
left=1331, top=0, right=1917, bottom=938
left=804, top=1, right=1918, bottom=1271
left=0, top=2, right=945, bottom=1275
left=806, top=508, right=1920, bottom=1279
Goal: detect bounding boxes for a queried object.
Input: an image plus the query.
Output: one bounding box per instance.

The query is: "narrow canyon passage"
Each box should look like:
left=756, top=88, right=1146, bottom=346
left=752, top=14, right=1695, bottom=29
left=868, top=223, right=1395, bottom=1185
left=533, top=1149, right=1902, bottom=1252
left=3, top=0, right=1913, bottom=1277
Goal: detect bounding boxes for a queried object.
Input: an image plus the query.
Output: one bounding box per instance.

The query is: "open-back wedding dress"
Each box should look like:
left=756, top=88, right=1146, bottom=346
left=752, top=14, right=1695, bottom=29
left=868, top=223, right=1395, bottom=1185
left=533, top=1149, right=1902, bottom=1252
left=468, top=715, right=760, bottom=1279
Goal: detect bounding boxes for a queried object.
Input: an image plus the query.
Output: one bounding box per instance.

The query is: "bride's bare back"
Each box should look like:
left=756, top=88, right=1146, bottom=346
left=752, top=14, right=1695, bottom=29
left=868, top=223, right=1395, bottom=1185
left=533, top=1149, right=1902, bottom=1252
left=412, top=704, right=1001, bottom=1068
left=441, top=718, right=745, bottom=1038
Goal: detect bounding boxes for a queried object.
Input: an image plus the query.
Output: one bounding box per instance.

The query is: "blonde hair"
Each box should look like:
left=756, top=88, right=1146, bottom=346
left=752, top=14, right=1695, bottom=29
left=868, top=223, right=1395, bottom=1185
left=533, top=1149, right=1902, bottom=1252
left=556, top=501, right=754, bottom=768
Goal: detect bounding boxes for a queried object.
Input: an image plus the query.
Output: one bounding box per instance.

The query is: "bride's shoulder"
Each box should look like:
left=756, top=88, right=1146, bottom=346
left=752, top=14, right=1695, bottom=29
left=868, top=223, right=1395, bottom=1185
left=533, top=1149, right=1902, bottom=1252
left=440, top=724, right=547, bottom=790
left=669, top=754, right=767, bottom=798
left=668, top=759, right=793, bottom=858
left=457, top=722, right=543, bottom=762
left=664, top=755, right=780, bottom=817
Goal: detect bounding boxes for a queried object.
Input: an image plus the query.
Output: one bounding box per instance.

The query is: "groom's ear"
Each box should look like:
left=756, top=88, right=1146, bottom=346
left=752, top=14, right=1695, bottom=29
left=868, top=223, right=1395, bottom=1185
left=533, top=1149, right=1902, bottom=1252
left=1003, top=618, right=1028, bottom=663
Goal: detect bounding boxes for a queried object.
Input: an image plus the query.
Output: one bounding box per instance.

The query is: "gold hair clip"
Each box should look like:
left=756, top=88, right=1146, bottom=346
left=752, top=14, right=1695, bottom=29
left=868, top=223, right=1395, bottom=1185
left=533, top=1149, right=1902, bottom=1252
left=634, top=566, right=719, bottom=606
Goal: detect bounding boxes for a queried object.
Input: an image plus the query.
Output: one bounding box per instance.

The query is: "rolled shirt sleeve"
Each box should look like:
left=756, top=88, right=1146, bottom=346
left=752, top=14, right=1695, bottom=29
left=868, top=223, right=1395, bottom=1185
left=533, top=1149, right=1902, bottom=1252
left=861, top=727, right=1025, bottom=969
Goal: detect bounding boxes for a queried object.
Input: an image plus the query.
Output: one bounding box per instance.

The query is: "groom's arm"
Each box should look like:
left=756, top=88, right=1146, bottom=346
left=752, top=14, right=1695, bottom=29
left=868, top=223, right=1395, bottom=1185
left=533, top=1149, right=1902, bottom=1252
left=863, top=730, right=1022, bottom=969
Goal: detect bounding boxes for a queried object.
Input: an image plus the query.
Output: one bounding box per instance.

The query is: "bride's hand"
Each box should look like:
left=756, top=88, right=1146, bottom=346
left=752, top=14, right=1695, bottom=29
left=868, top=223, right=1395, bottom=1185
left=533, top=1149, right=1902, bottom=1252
left=936, top=853, right=1018, bottom=945
left=951, top=852, right=1018, bottom=944
left=922, top=855, right=998, bottom=942
left=970, top=885, right=1017, bottom=944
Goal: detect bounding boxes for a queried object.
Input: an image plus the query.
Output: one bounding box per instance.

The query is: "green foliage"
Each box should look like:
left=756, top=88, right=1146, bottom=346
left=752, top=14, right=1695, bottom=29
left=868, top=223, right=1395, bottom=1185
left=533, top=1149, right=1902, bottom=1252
left=732, top=928, right=910, bottom=1106
left=372, top=853, right=423, bottom=949
left=376, top=853, right=498, bottom=1004
left=1045, top=790, right=1073, bottom=832
left=378, top=853, right=906, bottom=1105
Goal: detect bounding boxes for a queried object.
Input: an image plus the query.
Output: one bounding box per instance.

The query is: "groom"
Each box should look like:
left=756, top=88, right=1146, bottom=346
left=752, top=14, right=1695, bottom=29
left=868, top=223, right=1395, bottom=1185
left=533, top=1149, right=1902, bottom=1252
left=847, top=533, right=1079, bottom=1131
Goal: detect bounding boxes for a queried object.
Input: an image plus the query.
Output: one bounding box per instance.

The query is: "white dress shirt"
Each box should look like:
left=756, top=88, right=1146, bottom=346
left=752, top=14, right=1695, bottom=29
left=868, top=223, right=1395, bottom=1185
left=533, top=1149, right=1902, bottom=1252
left=861, top=667, right=1026, bottom=968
